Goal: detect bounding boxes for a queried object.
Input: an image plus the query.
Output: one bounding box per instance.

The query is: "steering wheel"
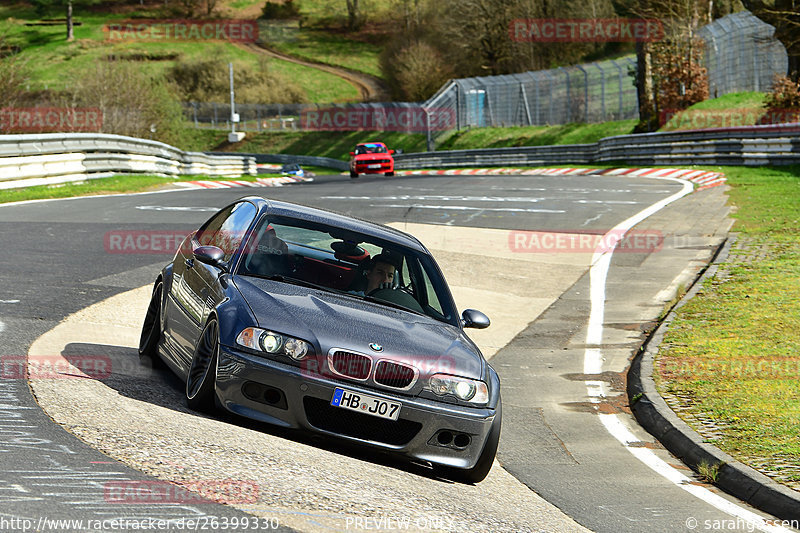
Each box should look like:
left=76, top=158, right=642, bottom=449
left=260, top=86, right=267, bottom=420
left=366, top=287, right=425, bottom=313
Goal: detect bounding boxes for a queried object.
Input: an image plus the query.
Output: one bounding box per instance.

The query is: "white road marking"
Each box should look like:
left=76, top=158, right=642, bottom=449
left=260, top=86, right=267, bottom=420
left=135, top=206, right=219, bottom=212
left=583, top=176, right=789, bottom=533
left=375, top=204, right=566, bottom=214
left=0, top=320, right=4, bottom=335
left=0, top=300, right=19, bottom=304
left=324, top=195, right=550, bottom=202
left=575, top=200, right=639, bottom=205
left=327, top=195, right=644, bottom=206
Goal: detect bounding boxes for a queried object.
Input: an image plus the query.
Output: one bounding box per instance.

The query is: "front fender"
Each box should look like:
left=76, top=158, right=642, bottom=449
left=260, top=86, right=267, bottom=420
left=215, top=281, right=258, bottom=349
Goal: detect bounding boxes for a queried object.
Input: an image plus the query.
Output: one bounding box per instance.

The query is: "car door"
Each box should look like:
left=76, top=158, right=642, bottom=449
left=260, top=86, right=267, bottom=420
left=164, top=201, right=256, bottom=374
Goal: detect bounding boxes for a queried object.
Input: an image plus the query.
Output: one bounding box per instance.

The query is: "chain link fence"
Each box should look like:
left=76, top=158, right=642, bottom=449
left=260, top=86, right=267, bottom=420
left=697, top=11, right=789, bottom=98
left=185, top=102, right=304, bottom=132
left=420, top=56, right=639, bottom=147
left=186, top=11, right=788, bottom=150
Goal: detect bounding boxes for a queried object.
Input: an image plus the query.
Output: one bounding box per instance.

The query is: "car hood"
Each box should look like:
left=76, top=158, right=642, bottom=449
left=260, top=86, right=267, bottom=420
left=234, top=276, right=484, bottom=380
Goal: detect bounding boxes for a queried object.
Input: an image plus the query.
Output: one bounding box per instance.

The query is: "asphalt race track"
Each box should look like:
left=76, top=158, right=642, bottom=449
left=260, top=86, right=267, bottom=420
left=0, top=172, right=789, bottom=532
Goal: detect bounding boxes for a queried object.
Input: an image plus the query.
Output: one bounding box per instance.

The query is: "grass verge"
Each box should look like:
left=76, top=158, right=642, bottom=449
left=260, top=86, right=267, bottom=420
left=0, top=174, right=184, bottom=204
left=0, top=172, right=267, bottom=204
left=654, top=164, right=800, bottom=488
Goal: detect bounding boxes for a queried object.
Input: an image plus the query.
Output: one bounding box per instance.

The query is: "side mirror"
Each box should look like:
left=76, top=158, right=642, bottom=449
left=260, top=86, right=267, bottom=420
left=349, top=151, right=355, bottom=156
left=194, top=245, right=227, bottom=271
left=461, top=309, right=490, bottom=329
left=389, top=149, right=395, bottom=154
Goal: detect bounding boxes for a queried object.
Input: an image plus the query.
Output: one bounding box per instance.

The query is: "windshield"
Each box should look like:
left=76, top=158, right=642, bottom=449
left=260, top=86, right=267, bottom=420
left=237, top=216, right=457, bottom=325
left=355, top=144, right=387, bottom=154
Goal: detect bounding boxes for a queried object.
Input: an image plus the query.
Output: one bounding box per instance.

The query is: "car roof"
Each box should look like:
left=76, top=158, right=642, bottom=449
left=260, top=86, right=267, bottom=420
left=240, top=196, right=427, bottom=252
left=356, top=142, right=386, bottom=147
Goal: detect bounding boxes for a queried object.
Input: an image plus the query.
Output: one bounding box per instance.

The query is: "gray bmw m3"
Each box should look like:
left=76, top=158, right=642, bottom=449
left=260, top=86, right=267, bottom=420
left=139, top=195, right=501, bottom=483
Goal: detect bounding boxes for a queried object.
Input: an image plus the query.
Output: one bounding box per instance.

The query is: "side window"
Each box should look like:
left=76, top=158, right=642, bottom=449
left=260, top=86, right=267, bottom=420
left=196, top=202, right=257, bottom=261
left=419, top=264, right=444, bottom=316
left=404, top=255, right=444, bottom=317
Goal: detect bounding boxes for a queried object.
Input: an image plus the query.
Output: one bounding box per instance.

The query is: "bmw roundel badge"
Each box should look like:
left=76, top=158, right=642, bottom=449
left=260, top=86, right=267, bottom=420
left=369, top=343, right=383, bottom=352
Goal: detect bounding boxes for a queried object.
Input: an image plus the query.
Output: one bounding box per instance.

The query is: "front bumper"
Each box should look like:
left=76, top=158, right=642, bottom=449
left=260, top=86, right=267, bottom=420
left=215, top=345, right=496, bottom=469
left=353, top=160, right=393, bottom=174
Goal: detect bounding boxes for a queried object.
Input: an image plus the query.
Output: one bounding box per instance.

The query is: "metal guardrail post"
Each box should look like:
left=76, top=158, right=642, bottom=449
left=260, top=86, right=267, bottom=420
left=455, top=85, right=461, bottom=131
left=426, top=110, right=435, bottom=152
left=596, top=62, right=607, bottom=122
left=520, top=83, right=532, bottom=126
left=577, top=65, right=588, bottom=123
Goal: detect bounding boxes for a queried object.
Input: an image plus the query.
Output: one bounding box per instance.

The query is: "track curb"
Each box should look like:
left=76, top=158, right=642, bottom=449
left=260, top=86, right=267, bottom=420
left=393, top=167, right=726, bottom=189
left=627, top=234, right=800, bottom=521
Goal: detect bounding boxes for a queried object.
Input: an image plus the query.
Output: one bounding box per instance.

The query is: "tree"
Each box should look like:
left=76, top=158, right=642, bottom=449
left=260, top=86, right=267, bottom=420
left=0, top=33, right=29, bottom=109
left=739, top=0, right=800, bottom=80
left=630, top=0, right=718, bottom=132
left=389, top=39, right=454, bottom=100
left=69, top=61, right=187, bottom=145
left=30, top=0, right=106, bottom=42
left=346, top=0, right=363, bottom=30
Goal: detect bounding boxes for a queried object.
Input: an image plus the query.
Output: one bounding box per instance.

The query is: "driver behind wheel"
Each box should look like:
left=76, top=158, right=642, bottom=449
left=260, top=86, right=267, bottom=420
left=349, top=253, right=399, bottom=296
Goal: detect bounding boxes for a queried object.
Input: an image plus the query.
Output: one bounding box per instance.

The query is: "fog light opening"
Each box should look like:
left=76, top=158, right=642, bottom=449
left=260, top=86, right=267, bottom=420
left=453, top=433, right=471, bottom=448
left=242, top=382, right=263, bottom=400
left=437, top=431, right=453, bottom=445
left=263, top=389, right=281, bottom=405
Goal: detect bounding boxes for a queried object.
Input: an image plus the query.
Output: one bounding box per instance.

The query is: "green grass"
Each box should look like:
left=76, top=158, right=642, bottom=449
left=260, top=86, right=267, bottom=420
left=655, top=164, right=800, bottom=484
left=259, top=21, right=383, bottom=78
left=435, top=119, right=638, bottom=150
left=0, top=174, right=185, bottom=204
left=661, top=92, right=768, bottom=131
left=0, top=6, right=358, bottom=102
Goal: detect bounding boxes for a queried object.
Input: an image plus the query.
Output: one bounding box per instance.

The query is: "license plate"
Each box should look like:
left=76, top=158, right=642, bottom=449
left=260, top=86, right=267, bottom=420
left=331, top=388, right=401, bottom=421
left=368, top=164, right=381, bottom=169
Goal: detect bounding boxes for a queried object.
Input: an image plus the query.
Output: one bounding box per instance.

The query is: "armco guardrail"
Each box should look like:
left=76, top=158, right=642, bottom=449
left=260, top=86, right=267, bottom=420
left=0, top=133, right=256, bottom=188
left=394, top=124, right=800, bottom=169
left=205, top=152, right=348, bottom=171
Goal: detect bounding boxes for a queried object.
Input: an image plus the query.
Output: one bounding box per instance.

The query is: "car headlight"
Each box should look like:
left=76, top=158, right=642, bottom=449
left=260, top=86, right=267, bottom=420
left=236, top=327, right=312, bottom=361
left=428, top=373, right=489, bottom=404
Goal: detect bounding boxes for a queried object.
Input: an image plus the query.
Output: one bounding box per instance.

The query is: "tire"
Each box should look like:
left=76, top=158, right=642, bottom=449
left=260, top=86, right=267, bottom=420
left=350, top=170, right=359, bottom=178
left=385, top=171, right=394, bottom=177
left=186, top=318, right=220, bottom=412
left=138, top=281, right=165, bottom=367
left=441, top=397, right=502, bottom=484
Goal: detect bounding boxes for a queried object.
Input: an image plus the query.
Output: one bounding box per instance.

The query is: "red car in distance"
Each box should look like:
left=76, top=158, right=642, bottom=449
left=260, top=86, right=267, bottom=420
left=349, top=142, right=395, bottom=178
